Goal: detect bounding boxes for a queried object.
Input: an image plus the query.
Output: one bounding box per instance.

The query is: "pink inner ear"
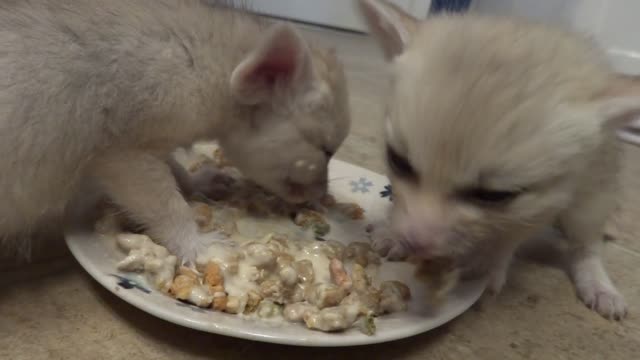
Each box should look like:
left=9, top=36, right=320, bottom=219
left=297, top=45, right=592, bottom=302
left=249, top=46, right=299, bottom=87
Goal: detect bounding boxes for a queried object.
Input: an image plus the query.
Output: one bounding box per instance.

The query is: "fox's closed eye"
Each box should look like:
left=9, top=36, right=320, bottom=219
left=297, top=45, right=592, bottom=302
left=386, top=145, right=417, bottom=180
left=459, top=187, right=523, bottom=205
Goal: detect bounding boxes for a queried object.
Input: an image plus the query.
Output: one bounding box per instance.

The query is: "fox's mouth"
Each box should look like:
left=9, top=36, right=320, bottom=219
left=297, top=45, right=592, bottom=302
left=283, top=178, right=327, bottom=204
left=286, top=180, right=306, bottom=202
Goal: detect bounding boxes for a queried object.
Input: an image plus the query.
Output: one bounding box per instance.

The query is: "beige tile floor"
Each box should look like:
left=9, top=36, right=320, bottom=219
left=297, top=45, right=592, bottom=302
left=1, top=24, right=639, bottom=360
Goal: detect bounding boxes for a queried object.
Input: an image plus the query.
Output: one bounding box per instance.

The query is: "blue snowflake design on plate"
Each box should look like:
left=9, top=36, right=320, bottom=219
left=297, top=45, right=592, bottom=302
left=350, top=177, right=373, bottom=193
left=380, top=184, right=393, bottom=201
left=110, top=274, right=151, bottom=294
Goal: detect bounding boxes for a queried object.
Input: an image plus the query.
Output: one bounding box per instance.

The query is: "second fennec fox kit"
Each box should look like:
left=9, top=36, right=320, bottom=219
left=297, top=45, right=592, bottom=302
left=0, top=1, right=349, bottom=262
left=359, top=0, right=640, bottom=319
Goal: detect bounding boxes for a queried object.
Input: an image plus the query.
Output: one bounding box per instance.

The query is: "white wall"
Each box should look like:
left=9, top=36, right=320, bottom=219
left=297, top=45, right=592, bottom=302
left=471, top=0, right=640, bottom=74
left=249, top=0, right=432, bottom=32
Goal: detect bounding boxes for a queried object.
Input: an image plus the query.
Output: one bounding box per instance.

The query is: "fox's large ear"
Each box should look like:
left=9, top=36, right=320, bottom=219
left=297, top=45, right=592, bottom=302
left=357, top=0, right=420, bottom=60
left=593, top=75, right=640, bottom=146
left=230, top=23, right=314, bottom=105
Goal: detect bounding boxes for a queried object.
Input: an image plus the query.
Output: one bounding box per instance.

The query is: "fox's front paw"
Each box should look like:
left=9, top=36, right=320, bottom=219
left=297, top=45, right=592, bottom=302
left=165, top=231, right=235, bottom=267
left=485, top=266, right=508, bottom=297
left=570, top=256, right=627, bottom=320
left=573, top=265, right=627, bottom=320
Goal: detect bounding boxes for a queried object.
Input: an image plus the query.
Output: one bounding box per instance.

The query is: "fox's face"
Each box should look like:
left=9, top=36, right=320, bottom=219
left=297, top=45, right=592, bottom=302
left=360, top=0, right=640, bottom=267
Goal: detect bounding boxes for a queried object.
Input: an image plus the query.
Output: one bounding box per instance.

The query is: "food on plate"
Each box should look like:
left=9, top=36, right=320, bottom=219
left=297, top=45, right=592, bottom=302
left=110, top=228, right=412, bottom=334
left=115, top=233, right=177, bottom=293
left=293, top=209, right=331, bottom=238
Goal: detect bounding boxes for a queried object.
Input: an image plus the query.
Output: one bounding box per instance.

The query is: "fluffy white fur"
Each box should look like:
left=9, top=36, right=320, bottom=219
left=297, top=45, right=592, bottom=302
left=359, top=0, right=640, bottom=320
left=0, top=0, right=350, bottom=262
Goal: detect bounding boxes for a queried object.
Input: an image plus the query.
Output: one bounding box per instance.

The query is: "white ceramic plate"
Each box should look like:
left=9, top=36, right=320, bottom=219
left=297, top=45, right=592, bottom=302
left=66, top=159, right=486, bottom=347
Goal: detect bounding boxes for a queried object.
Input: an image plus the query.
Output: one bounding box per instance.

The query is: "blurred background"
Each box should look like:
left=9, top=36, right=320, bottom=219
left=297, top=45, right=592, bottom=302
left=250, top=0, right=639, bottom=75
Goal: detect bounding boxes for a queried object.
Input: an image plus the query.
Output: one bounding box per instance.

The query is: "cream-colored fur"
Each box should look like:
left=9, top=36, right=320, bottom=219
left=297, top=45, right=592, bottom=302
left=0, top=0, right=350, bottom=262
left=359, top=0, right=640, bottom=319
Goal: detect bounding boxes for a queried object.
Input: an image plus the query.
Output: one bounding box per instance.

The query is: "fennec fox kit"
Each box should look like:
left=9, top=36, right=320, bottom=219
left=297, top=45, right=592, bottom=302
left=0, top=0, right=349, bottom=262
left=359, top=0, right=640, bottom=319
